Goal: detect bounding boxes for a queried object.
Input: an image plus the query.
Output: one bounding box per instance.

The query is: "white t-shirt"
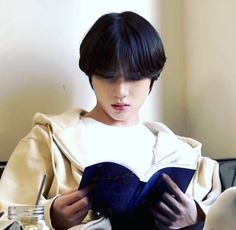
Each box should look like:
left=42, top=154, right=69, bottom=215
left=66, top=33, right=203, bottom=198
left=80, top=117, right=156, bottom=179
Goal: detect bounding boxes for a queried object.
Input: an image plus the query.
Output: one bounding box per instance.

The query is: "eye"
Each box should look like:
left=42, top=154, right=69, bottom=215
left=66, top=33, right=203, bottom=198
left=126, top=72, right=145, bottom=81
left=102, top=75, right=115, bottom=80
left=96, top=70, right=119, bottom=81
left=95, top=74, right=117, bottom=83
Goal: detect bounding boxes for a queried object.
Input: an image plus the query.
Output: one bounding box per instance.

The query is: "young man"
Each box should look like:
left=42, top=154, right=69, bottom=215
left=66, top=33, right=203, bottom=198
left=0, top=11, right=221, bottom=229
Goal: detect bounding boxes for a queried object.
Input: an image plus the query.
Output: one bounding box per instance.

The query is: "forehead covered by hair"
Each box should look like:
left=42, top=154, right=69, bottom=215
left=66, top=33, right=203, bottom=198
left=79, top=11, right=166, bottom=81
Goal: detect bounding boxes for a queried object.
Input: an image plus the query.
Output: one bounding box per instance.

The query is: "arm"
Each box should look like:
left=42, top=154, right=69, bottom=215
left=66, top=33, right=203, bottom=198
left=0, top=125, right=54, bottom=207
left=0, top=124, right=91, bottom=229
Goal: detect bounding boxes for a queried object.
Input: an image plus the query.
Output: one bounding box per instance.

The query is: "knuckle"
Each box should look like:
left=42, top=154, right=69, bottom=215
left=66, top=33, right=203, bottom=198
left=80, top=197, right=90, bottom=207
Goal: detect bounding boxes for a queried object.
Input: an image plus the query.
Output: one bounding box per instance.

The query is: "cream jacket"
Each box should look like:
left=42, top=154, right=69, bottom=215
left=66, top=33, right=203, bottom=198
left=0, top=109, right=222, bottom=229
left=203, top=187, right=236, bottom=230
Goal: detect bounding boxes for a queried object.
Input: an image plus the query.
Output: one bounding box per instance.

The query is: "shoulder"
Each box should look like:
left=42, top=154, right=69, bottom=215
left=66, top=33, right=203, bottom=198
left=143, top=121, right=175, bottom=135
left=144, top=121, right=202, bottom=152
left=198, top=155, right=219, bottom=167
left=32, top=108, right=87, bottom=133
left=144, top=121, right=203, bottom=164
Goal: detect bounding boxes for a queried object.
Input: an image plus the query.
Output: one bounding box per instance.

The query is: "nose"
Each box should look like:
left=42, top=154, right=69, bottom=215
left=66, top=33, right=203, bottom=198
left=112, top=78, right=129, bottom=100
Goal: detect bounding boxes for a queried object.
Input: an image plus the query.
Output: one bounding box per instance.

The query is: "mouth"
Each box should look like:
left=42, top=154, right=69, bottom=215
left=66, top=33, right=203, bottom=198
left=111, top=103, right=130, bottom=111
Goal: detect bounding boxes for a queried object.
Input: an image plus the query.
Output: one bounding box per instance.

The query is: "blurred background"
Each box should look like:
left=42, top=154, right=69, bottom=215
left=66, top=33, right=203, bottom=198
left=0, top=0, right=236, bottom=160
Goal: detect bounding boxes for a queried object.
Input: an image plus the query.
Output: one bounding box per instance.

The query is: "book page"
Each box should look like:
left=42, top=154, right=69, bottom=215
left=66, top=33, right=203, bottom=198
left=142, top=154, right=199, bottom=182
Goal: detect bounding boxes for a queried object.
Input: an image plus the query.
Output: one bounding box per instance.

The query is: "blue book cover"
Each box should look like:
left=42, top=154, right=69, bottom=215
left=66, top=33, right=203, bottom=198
left=79, top=161, right=196, bottom=217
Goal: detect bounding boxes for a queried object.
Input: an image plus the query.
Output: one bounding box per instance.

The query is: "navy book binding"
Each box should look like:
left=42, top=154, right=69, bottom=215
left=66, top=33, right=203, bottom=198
left=79, top=161, right=196, bottom=217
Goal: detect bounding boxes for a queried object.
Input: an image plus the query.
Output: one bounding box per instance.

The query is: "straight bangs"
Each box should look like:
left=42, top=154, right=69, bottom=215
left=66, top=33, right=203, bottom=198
left=94, top=27, right=165, bottom=82
left=93, top=43, right=149, bottom=81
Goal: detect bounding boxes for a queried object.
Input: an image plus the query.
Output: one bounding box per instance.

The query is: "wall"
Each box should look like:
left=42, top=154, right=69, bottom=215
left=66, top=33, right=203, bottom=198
left=2, top=0, right=236, bottom=161
left=184, top=0, right=236, bottom=158
left=0, top=0, right=162, bottom=160
left=159, top=1, right=188, bottom=135
left=159, top=0, right=236, bottom=158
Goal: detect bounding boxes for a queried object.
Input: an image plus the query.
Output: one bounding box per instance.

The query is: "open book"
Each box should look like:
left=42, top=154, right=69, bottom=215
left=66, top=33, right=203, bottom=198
left=79, top=161, right=197, bottom=217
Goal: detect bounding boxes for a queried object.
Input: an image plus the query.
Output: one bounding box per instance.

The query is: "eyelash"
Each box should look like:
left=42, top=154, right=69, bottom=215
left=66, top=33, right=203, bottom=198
left=99, top=74, right=145, bottom=82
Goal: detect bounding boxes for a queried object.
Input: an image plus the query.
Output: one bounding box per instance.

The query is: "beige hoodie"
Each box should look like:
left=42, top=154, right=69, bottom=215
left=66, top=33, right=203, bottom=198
left=0, top=108, right=221, bottom=229
left=203, top=187, right=236, bottom=230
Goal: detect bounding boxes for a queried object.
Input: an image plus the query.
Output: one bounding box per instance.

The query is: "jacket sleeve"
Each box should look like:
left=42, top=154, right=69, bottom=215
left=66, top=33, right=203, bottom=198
left=0, top=125, right=57, bottom=226
left=190, top=157, right=222, bottom=216
left=0, top=124, right=109, bottom=229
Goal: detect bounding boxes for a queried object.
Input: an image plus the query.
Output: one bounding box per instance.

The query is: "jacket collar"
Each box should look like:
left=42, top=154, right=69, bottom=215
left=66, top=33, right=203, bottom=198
left=33, top=109, right=201, bottom=169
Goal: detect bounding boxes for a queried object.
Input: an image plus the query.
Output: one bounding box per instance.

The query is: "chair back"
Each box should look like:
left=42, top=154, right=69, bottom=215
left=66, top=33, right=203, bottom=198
left=0, top=161, right=7, bottom=178
left=216, top=158, right=236, bottom=191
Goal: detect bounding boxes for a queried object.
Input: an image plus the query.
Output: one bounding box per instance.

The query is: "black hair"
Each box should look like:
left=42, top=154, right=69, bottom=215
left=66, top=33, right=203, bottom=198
left=79, top=11, right=166, bottom=91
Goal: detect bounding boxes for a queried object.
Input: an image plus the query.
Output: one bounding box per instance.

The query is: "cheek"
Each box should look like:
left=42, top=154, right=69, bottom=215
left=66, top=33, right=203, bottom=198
left=132, top=90, right=149, bottom=106
left=134, top=84, right=150, bottom=97
left=94, top=87, right=111, bottom=101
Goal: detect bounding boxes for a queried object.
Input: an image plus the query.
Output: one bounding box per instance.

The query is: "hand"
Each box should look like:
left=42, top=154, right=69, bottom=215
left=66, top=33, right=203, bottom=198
left=150, top=173, right=198, bottom=229
left=50, top=186, right=92, bottom=230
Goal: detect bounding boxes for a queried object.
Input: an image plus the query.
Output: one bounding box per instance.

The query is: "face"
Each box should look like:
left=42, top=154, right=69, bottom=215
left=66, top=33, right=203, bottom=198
left=86, top=75, right=151, bottom=126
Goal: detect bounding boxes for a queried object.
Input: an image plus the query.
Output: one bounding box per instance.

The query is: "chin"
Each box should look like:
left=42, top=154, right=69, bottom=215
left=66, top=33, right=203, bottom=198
left=111, top=116, right=137, bottom=126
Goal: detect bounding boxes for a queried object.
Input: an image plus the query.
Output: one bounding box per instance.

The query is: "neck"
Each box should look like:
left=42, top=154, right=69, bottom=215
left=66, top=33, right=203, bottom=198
left=84, top=108, right=140, bottom=127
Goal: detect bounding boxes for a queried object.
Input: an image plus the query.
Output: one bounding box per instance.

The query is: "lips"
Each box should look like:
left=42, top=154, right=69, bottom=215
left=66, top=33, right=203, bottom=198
left=111, top=103, right=130, bottom=111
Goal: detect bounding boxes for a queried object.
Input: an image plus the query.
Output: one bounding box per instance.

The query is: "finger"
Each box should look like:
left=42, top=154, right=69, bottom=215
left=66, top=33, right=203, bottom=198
left=58, top=186, right=92, bottom=206
left=79, top=185, right=94, bottom=196
left=161, top=192, right=181, bottom=214
left=66, top=206, right=91, bottom=226
left=151, top=205, right=175, bottom=226
left=55, top=202, right=90, bottom=228
left=69, top=195, right=91, bottom=214
left=158, top=200, right=177, bottom=220
left=54, top=193, right=91, bottom=217
left=161, top=174, right=184, bottom=201
left=62, top=185, right=93, bottom=196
